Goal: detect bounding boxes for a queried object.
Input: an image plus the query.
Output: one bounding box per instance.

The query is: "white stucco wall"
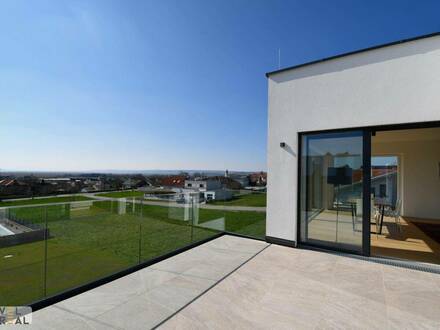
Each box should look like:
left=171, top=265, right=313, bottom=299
left=267, top=35, right=440, bottom=242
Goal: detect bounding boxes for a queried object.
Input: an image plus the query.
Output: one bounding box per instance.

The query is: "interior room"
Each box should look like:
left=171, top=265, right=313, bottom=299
left=371, top=127, right=440, bottom=265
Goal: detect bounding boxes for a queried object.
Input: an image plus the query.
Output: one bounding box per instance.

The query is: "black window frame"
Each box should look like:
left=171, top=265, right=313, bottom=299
left=296, top=120, right=440, bottom=257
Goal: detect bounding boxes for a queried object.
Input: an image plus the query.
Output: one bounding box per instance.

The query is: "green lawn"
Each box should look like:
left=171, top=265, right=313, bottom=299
left=0, top=200, right=265, bottom=306
left=0, top=195, right=93, bottom=207
left=95, top=190, right=145, bottom=198
left=210, top=192, right=266, bottom=207
left=95, top=190, right=176, bottom=199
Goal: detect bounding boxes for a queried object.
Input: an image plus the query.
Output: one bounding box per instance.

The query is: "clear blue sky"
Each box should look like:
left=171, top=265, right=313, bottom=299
left=1, top=0, right=439, bottom=172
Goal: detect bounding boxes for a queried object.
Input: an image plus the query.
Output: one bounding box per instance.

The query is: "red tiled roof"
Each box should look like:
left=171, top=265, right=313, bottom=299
left=159, top=176, right=186, bottom=188
left=352, top=167, right=397, bottom=183
left=0, top=179, right=17, bottom=186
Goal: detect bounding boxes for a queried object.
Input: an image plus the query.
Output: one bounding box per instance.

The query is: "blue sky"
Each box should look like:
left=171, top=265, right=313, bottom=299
left=1, top=0, right=439, bottom=172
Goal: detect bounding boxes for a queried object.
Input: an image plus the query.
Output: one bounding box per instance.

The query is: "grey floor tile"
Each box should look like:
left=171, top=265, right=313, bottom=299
left=202, top=235, right=268, bottom=254
left=29, top=305, right=119, bottom=330
left=142, top=274, right=215, bottom=311
left=386, top=305, right=440, bottom=330
left=54, top=268, right=179, bottom=318
left=95, top=295, right=174, bottom=330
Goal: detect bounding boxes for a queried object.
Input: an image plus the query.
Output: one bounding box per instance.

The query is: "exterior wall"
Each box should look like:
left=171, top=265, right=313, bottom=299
left=267, top=35, right=440, bottom=242
left=373, top=140, right=440, bottom=220
left=204, top=189, right=232, bottom=201
left=185, top=180, right=203, bottom=189
left=184, top=180, right=221, bottom=191
left=206, top=180, right=222, bottom=190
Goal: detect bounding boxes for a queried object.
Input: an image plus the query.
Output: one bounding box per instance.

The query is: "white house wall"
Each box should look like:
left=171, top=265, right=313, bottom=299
left=267, top=35, right=440, bottom=242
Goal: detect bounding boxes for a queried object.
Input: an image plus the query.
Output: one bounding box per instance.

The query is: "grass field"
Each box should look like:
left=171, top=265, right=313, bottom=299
left=95, top=190, right=176, bottom=199
left=0, top=195, right=93, bottom=207
left=210, top=192, right=266, bottom=207
left=0, top=200, right=265, bottom=306
left=95, top=190, right=145, bottom=198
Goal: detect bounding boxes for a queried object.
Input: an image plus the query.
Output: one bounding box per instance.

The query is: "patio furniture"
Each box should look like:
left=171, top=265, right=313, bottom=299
left=389, top=199, right=402, bottom=233
left=354, top=196, right=377, bottom=233
left=375, top=199, right=393, bottom=235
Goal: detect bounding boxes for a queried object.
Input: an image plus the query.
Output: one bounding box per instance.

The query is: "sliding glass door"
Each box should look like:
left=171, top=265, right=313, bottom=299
left=299, top=130, right=370, bottom=253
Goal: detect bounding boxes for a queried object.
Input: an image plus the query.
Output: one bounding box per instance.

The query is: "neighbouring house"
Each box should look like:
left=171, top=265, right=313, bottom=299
left=229, top=175, right=249, bottom=188
left=186, top=177, right=243, bottom=190
left=0, top=179, right=31, bottom=198
left=370, top=166, right=398, bottom=203
left=184, top=178, right=232, bottom=201
left=122, top=178, right=139, bottom=189
left=128, top=175, right=149, bottom=189
left=159, top=175, right=187, bottom=189
left=249, top=172, right=267, bottom=186
left=185, top=178, right=221, bottom=190
left=41, top=178, right=81, bottom=194
left=266, top=32, right=440, bottom=264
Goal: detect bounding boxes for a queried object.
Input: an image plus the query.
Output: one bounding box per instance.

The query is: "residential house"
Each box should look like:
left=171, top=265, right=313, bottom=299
left=184, top=178, right=232, bottom=201
left=249, top=172, right=267, bottom=186
left=0, top=179, right=30, bottom=198
left=159, top=175, right=187, bottom=189
left=266, top=32, right=440, bottom=264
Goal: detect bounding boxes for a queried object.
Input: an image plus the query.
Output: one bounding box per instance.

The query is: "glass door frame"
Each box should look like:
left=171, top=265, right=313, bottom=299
left=297, top=128, right=372, bottom=256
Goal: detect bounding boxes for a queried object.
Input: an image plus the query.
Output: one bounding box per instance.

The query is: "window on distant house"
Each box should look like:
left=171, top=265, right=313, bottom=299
left=187, top=183, right=192, bottom=187
left=199, top=184, right=204, bottom=188
left=379, top=184, right=387, bottom=198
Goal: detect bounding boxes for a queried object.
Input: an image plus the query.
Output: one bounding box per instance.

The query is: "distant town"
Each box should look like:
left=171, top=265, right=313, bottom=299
left=0, top=170, right=267, bottom=201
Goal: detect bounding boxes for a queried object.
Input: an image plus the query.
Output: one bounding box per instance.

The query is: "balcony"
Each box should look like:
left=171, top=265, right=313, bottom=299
left=2, top=192, right=440, bottom=329
left=28, top=235, right=440, bottom=329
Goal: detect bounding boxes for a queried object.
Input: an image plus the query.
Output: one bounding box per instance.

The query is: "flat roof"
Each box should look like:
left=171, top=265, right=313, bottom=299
left=266, top=31, right=440, bottom=77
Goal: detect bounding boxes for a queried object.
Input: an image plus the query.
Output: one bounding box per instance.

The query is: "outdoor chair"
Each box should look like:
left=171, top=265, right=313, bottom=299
left=390, top=199, right=402, bottom=233
left=354, top=197, right=379, bottom=235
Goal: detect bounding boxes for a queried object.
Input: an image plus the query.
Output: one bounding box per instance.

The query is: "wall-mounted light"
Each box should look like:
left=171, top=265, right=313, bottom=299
left=280, top=142, right=286, bottom=148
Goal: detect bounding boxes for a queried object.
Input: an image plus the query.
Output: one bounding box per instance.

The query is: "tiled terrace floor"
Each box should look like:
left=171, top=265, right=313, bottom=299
left=30, top=236, right=440, bottom=329
left=29, top=235, right=268, bottom=329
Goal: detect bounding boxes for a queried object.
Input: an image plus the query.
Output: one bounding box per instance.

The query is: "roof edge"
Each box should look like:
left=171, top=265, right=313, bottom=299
left=265, top=31, right=440, bottom=78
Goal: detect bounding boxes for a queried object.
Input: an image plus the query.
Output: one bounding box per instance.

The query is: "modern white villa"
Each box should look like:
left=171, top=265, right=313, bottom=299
left=266, top=32, right=440, bottom=264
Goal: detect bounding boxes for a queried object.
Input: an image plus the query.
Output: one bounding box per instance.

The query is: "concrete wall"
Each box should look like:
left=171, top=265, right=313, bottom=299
left=0, top=229, right=48, bottom=248
left=373, top=139, right=440, bottom=220
left=267, top=35, right=440, bottom=242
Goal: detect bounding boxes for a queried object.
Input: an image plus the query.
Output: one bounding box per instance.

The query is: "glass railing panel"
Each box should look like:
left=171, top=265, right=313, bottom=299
left=1, top=180, right=265, bottom=307
left=45, top=200, right=140, bottom=297
left=138, top=193, right=220, bottom=262
left=218, top=189, right=266, bottom=239
left=189, top=192, right=223, bottom=243
left=0, top=205, right=46, bottom=305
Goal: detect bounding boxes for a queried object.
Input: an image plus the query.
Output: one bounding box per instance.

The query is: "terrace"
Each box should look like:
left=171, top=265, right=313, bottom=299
left=1, top=192, right=440, bottom=328
left=29, top=235, right=440, bottom=329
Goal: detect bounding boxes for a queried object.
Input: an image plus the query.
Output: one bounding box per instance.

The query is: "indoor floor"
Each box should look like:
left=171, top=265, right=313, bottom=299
left=371, top=216, right=440, bottom=265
